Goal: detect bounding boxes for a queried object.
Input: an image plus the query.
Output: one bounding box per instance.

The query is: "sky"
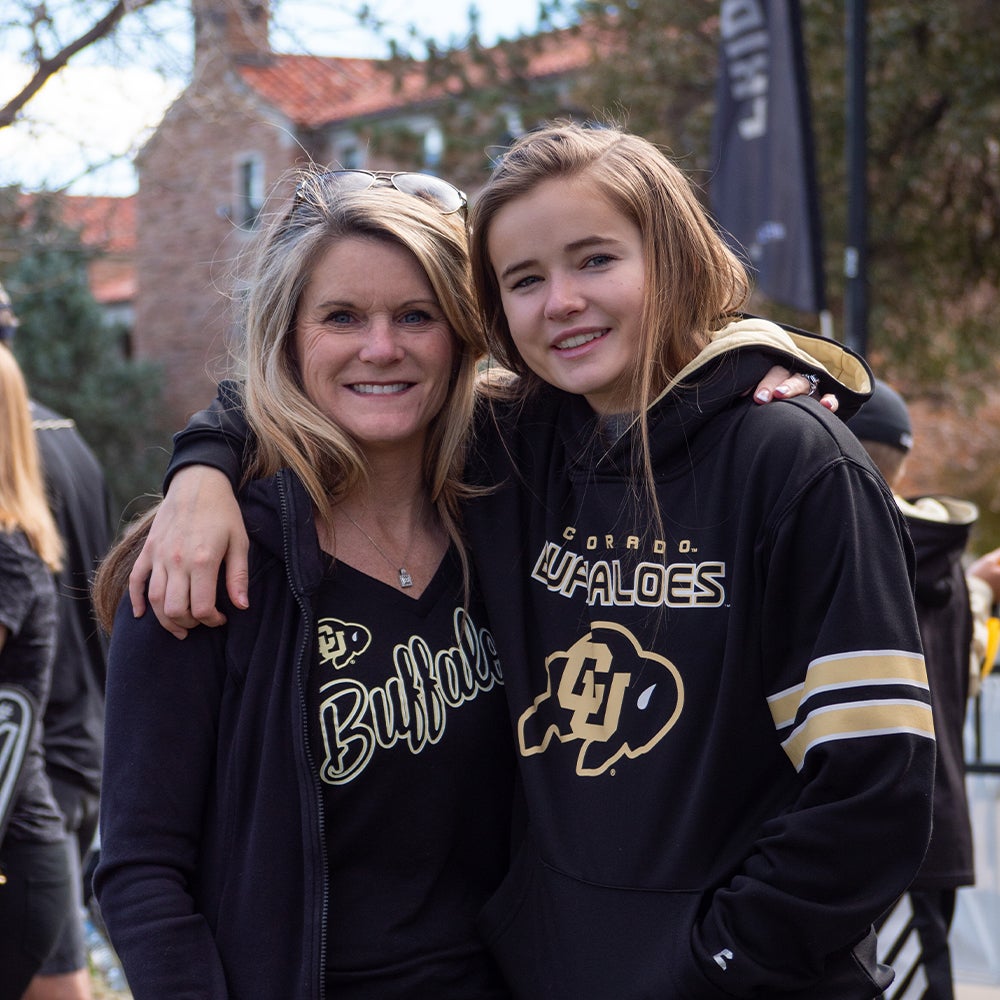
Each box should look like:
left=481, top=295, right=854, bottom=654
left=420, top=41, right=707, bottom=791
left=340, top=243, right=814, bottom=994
left=0, top=0, right=555, bottom=197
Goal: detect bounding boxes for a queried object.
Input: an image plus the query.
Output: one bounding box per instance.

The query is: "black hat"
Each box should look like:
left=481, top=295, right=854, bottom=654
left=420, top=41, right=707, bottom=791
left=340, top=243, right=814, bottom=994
left=847, top=378, right=913, bottom=452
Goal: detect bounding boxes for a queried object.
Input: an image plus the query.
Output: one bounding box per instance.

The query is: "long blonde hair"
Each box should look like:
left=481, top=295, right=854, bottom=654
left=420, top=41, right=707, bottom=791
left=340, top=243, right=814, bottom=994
left=94, top=175, right=487, bottom=628
left=469, top=121, right=752, bottom=528
left=0, top=344, right=63, bottom=571
left=238, top=172, right=486, bottom=580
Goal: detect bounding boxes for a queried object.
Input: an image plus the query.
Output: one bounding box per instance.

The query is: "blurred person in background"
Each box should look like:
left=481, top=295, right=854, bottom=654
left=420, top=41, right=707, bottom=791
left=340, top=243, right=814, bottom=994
left=1, top=280, right=112, bottom=1000
left=0, top=339, right=71, bottom=1000
left=848, top=378, right=989, bottom=1000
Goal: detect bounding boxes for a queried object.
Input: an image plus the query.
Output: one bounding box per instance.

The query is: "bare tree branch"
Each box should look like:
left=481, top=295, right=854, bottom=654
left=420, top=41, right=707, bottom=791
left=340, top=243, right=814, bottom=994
left=0, top=0, right=163, bottom=129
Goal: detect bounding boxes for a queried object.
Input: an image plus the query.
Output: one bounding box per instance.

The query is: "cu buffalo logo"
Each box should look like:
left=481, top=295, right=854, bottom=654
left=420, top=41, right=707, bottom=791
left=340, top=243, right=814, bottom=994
left=317, top=618, right=372, bottom=673
left=518, top=621, right=684, bottom=776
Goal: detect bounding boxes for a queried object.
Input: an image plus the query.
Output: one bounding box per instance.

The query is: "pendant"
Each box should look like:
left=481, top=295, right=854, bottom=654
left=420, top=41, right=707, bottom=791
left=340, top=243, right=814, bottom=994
left=398, top=567, right=413, bottom=589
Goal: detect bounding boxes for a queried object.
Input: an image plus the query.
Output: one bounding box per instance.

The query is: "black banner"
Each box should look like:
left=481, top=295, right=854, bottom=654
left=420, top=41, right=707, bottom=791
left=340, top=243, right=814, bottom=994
left=710, top=0, right=825, bottom=315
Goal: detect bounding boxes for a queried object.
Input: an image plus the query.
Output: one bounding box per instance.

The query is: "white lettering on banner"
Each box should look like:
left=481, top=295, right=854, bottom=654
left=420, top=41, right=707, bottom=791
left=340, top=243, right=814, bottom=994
left=530, top=541, right=726, bottom=608
left=315, top=607, right=502, bottom=785
left=720, top=0, right=769, bottom=140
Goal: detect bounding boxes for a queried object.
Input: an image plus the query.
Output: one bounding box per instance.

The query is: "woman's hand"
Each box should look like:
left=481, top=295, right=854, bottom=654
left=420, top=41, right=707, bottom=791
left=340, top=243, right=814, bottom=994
left=753, top=367, right=839, bottom=412
left=129, top=466, right=248, bottom=639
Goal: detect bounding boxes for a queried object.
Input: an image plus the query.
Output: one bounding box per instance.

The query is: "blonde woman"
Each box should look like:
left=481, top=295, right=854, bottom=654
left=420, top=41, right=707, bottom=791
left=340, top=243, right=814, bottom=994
left=93, top=175, right=516, bottom=999
left=0, top=342, right=69, bottom=1000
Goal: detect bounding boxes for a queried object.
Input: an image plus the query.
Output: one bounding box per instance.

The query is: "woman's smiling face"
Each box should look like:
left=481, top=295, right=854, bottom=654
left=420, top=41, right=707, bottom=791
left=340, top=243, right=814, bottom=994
left=487, top=174, right=646, bottom=415
left=294, top=235, right=455, bottom=457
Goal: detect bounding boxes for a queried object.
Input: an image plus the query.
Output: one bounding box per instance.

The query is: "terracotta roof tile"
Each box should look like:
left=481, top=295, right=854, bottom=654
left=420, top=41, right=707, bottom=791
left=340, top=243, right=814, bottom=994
left=17, top=193, right=136, bottom=307
left=236, top=27, right=595, bottom=129
left=26, top=194, right=138, bottom=254
left=237, top=55, right=433, bottom=127
left=89, top=272, right=136, bottom=305
left=501, top=29, right=596, bottom=79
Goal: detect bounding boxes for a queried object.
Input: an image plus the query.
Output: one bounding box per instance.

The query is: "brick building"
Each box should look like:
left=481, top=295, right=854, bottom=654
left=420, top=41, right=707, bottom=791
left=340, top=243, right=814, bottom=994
left=58, top=194, right=137, bottom=331
left=6, top=192, right=136, bottom=331
left=134, top=0, right=592, bottom=431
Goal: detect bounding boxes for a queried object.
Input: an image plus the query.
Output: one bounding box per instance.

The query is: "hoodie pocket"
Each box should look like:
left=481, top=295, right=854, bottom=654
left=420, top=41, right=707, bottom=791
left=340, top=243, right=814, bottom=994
left=478, top=832, right=723, bottom=1000
left=479, top=833, right=894, bottom=1000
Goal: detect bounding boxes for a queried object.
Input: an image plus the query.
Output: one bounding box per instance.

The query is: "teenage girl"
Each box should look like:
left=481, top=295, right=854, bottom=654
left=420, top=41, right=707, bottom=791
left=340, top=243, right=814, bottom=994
left=126, top=124, right=933, bottom=999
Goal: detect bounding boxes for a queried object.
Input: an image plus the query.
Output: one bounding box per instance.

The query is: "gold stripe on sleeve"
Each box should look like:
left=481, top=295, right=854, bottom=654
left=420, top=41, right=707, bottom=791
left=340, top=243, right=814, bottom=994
left=781, top=699, right=935, bottom=771
left=768, top=650, right=928, bottom=730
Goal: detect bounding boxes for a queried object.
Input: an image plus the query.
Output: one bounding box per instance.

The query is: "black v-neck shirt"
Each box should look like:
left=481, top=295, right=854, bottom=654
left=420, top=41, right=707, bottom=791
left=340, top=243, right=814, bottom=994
left=309, top=548, right=514, bottom=998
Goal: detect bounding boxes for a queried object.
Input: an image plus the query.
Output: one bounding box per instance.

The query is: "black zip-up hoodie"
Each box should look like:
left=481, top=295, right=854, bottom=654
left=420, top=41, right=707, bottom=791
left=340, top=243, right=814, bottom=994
left=96, top=470, right=329, bottom=999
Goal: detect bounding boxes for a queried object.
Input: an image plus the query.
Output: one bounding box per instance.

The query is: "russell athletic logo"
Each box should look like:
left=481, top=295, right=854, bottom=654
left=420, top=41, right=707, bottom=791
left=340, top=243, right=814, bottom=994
left=518, top=621, right=684, bottom=776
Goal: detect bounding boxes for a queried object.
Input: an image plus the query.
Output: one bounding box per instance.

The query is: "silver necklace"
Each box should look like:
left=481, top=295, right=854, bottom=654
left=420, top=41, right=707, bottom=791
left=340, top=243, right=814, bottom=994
left=342, top=510, right=415, bottom=588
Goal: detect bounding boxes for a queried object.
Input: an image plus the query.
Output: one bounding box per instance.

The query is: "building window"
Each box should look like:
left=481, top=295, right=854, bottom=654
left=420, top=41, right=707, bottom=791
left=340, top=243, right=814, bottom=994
left=237, top=155, right=265, bottom=229
left=503, top=107, right=524, bottom=139
left=340, top=145, right=362, bottom=169
left=423, top=126, right=444, bottom=169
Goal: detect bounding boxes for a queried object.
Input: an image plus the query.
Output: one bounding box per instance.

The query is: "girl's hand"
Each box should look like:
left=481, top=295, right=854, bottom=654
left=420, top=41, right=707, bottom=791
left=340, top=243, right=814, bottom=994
left=753, top=367, right=839, bottom=412
left=129, top=466, right=248, bottom=639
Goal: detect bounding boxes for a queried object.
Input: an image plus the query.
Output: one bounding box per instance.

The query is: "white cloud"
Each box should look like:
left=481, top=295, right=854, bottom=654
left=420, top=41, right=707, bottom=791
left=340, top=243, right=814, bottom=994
left=0, top=56, right=183, bottom=195
left=272, top=0, right=549, bottom=56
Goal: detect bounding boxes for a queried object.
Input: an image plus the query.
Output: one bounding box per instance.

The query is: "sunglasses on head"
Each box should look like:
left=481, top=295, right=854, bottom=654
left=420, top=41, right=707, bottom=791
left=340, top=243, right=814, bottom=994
left=294, top=170, right=468, bottom=217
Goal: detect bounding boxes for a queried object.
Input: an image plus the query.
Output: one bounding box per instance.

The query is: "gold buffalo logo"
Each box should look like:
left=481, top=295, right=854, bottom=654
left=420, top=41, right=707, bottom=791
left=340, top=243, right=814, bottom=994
left=518, top=621, right=684, bottom=776
left=317, top=617, right=372, bottom=673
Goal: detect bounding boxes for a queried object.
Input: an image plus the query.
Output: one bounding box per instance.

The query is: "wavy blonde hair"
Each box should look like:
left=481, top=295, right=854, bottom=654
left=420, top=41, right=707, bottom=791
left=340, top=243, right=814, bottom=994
left=94, top=174, right=487, bottom=628
left=0, top=344, right=63, bottom=571
left=238, top=173, right=486, bottom=575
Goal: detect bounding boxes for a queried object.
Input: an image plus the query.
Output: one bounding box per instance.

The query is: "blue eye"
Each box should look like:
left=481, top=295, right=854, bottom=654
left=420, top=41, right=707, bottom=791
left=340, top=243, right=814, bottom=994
left=400, top=309, right=432, bottom=324
left=510, top=275, right=540, bottom=290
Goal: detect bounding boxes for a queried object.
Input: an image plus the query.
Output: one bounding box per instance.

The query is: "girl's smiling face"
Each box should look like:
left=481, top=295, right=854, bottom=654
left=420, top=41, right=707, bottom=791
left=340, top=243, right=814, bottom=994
left=487, top=175, right=646, bottom=415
